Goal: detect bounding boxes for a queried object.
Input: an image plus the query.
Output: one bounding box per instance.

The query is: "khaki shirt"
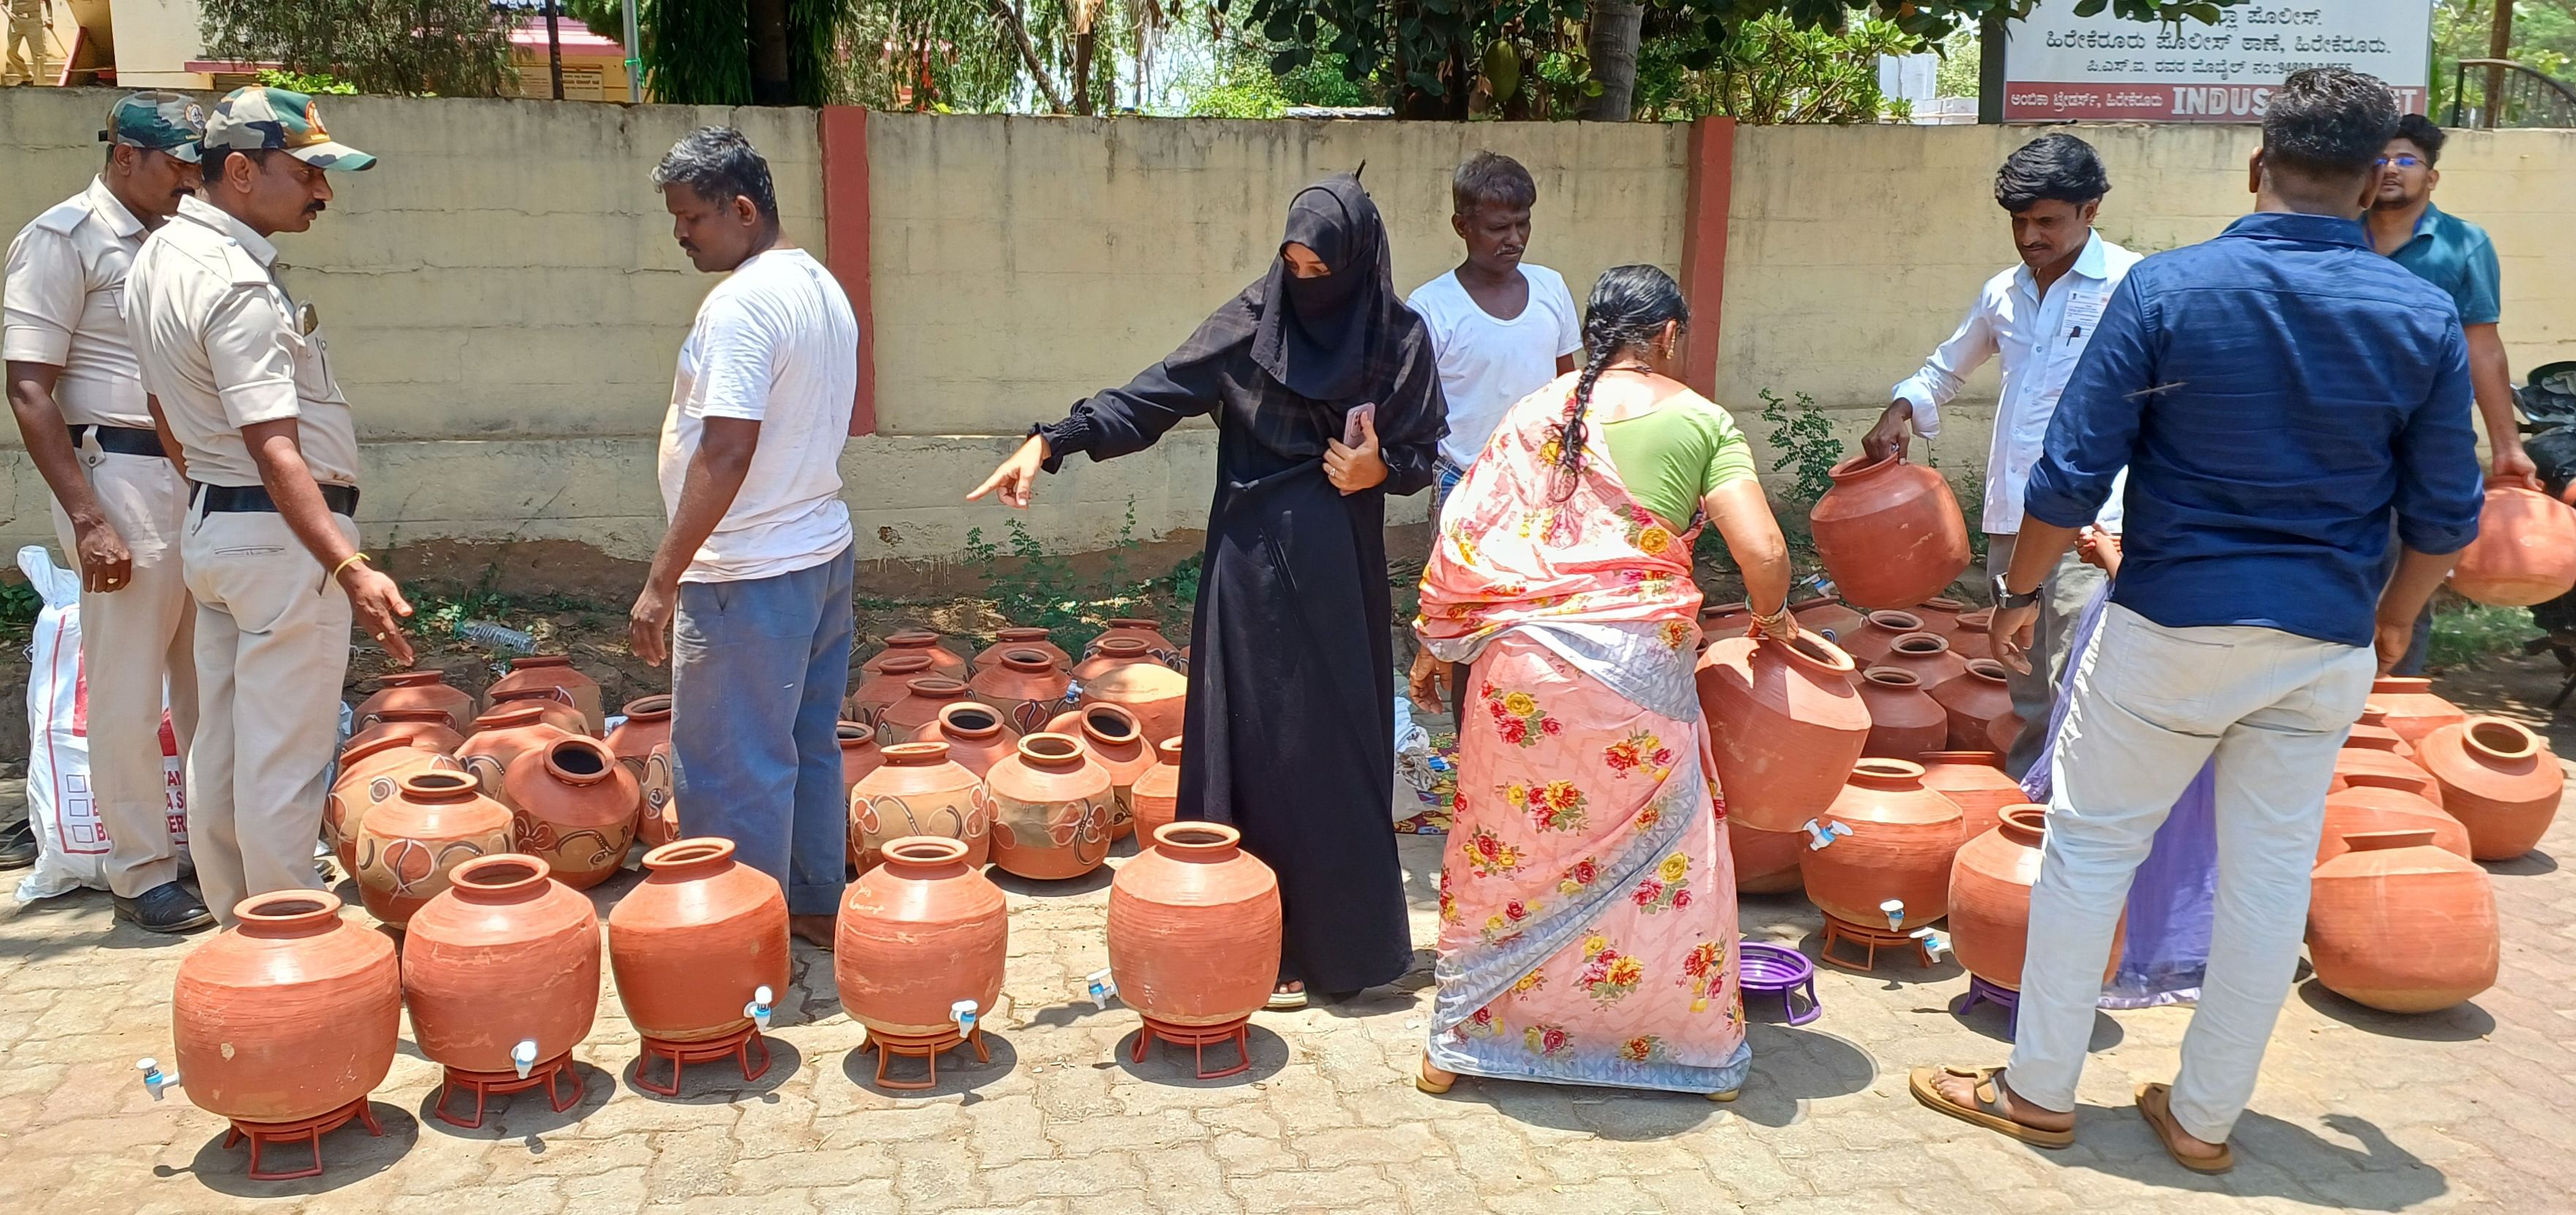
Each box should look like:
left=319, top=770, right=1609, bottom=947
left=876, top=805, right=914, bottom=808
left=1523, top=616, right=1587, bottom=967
left=2, top=177, right=154, bottom=429
left=124, top=194, right=358, bottom=488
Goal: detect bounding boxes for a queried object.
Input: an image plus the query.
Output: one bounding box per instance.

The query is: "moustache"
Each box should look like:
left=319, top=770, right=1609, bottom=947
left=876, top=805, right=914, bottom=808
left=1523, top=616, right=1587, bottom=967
left=303, top=200, right=328, bottom=215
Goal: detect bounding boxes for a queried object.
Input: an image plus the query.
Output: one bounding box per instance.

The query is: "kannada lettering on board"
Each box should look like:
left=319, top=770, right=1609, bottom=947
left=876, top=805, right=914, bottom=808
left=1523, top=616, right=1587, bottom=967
left=2001, top=1, right=2433, bottom=123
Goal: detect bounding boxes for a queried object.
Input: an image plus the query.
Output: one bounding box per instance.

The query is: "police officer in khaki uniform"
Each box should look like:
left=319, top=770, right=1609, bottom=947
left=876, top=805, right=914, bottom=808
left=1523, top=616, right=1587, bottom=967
left=2, top=0, right=48, bottom=88
left=3, top=92, right=209, bottom=930
left=124, top=87, right=415, bottom=926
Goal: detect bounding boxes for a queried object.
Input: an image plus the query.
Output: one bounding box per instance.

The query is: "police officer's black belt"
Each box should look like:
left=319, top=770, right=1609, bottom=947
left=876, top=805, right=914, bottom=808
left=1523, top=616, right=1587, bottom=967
left=194, top=482, right=360, bottom=517
left=69, top=424, right=165, bottom=458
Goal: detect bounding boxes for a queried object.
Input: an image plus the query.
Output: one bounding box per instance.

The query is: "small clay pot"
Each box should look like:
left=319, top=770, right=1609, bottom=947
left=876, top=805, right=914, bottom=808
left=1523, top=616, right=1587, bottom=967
left=847, top=654, right=934, bottom=729
left=607, top=839, right=791, bottom=1044
left=908, top=703, right=1016, bottom=777
left=402, top=855, right=601, bottom=1076
left=505, top=737, right=640, bottom=890
left=1808, top=452, right=1972, bottom=609
left=2417, top=716, right=2564, bottom=860
left=1840, top=610, right=1926, bottom=670
left=983, top=733, right=1114, bottom=881
left=356, top=670, right=477, bottom=736
left=864, top=629, right=968, bottom=678
left=1933, top=659, right=2020, bottom=754
left=1881, top=632, right=1970, bottom=703
left=2319, top=774, right=2472, bottom=865
left=1799, top=759, right=1961, bottom=928
left=354, top=771, right=514, bottom=928
left=1079, top=656, right=1187, bottom=754
left=328, top=735, right=464, bottom=873
left=484, top=654, right=604, bottom=735
left=1918, top=751, right=2022, bottom=847
left=487, top=691, right=589, bottom=740
left=1857, top=668, right=1947, bottom=763
left=1071, top=637, right=1160, bottom=683
left=838, top=721, right=885, bottom=791
left=835, top=836, right=1007, bottom=1037
left=972, top=627, right=1070, bottom=673
left=458, top=703, right=576, bottom=806
left=1089, top=617, right=1180, bottom=665
left=971, top=648, right=1073, bottom=735
left=1788, top=597, right=1867, bottom=648
left=2308, top=829, right=2498, bottom=1013
left=1130, top=737, right=1184, bottom=842
left=850, top=741, right=987, bottom=871
left=1108, top=823, right=1282, bottom=1029
left=879, top=677, right=979, bottom=747
left=1046, top=703, right=1154, bottom=840
left=173, top=891, right=399, bottom=1125
left=342, top=707, right=464, bottom=757
left=2368, top=678, right=2464, bottom=747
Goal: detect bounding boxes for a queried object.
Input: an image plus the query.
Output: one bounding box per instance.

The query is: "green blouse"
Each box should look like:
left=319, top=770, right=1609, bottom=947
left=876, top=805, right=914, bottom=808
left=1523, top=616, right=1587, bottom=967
left=1599, top=395, right=1759, bottom=531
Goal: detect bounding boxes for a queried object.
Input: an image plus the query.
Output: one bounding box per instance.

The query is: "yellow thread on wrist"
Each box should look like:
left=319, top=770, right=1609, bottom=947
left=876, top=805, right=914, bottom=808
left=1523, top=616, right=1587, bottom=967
left=332, top=552, right=371, bottom=580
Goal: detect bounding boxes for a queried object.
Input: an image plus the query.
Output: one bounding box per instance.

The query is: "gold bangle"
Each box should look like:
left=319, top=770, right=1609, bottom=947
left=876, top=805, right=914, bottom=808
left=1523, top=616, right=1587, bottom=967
left=331, top=551, right=371, bottom=580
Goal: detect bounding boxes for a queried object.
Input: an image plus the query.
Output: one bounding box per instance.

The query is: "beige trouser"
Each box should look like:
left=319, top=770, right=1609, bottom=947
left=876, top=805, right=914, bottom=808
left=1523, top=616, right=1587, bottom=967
left=181, top=502, right=355, bottom=926
left=3, top=7, right=39, bottom=85
left=47, top=442, right=197, bottom=897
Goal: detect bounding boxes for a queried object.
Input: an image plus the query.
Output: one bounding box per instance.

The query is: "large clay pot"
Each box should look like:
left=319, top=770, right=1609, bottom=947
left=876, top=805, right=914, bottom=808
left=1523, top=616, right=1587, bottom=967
left=488, top=691, right=588, bottom=739
left=847, top=654, right=934, bottom=728
left=1079, top=656, right=1188, bottom=752
left=356, top=670, right=477, bottom=736
left=2369, top=678, right=2464, bottom=747
left=1696, top=631, right=1869, bottom=833
left=834, top=836, right=1008, bottom=1037
left=973, top=627, right=1071, bottom=673
left=2319, top=774, right=2473, bottom=865
left=1933, top=659, right=2020, bottom=754
left=173, top=890, right=399, bottom=1124
left=2418, top=716, right=2564, bottom=860
left=354, top=771, right=513, bottom=928
left=342, top=707, right=464, bottom=757
left=1046, top=703, right=1155, bottom=841
left=1840, top=610, right=1925, bottom=670
left=1919, top=752, right=2025, bottom=847
left=1800, top=759, right=1963, bottom=928
left=1789, top=597, right=1867, bottom=647
left=1881, top=632, right=1970, bottom=703
left=1130, top=737, right=1184, bottom=842
left=402, top=855, right=601, bottom=1075
left=505, top=736, right=640, bottom=890
left=2308, top=829, right=2499, bottom=1013
left=1727, top=821, right=1807, bottom=894
left=908, top=703, right=1016, bottom=777
left=2345, top=704, right=2415, bottom=761
left=608, top=838, right=791, bottom=1044
left=1808, top=453, right=1973, bottom=610
left=865, top=629, right=968, bottom=678
left=458, top=703, right=575, bottom=805
left=484, top=654, right=604, bottom=735
left=972, top=648, right=1073, bottom=735
left=606, top=694, right=673, bottom=827
left=327, top=736, right=464, bottom=872
left=2331, top=746, right=2444, bottom=810
left=2450, top=479, right=2576, bottom=606
left=839, top=721, right=885, bottom=790
left=1948, top=806, right=2123, bottom=991
left=1108, top=822, right=1282, bottom=1030
left=880, top=677, right=978, bottom=747
left=983, top=733, right=1115, bottom=881
left=1857, top=668, right=1947, bottom=763
left=849, top=741, right=987, bottom=872
left=1090, top=616, right=1181, bottom=665
left=1911, top=597, right=1968, bottom=642
left=1071, top=637, right=1160, bottom=683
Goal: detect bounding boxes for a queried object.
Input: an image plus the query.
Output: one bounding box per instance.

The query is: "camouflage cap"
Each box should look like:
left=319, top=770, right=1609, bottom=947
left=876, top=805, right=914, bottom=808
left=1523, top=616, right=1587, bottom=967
left=203, top=87, right=376, bottom=171
left=99, top=91, right=208, bottom=163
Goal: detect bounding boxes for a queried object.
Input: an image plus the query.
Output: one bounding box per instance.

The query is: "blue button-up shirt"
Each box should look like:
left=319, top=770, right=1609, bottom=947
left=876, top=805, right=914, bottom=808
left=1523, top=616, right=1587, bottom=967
left=2024, top=212, right=2482, bottom=648
left=2387, top=202, right=2503, bottom=326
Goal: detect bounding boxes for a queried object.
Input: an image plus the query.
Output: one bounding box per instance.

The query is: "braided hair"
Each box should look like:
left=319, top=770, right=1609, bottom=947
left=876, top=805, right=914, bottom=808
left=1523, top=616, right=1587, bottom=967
left=1553, top=265, right=1691, bottom=500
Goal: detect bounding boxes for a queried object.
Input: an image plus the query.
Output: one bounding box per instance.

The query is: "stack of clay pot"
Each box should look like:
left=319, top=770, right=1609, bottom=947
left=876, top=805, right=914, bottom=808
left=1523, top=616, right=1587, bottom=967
left=1951, top=608, right=1993, bottom=661
left=485, top=654, right=605, bottom=736
left=1108, top=822, right=1281, bottom=1077
left=352, top=771, right=513, bottom=928
left=985, top=733, right=1116, bottom=880
left=1800, top=759, right=1962, bottom=931
left=1880, top=632, right=1969, bottom=702
left=1949, top=806, right=2123, bottom=992
left=608, top=839, right=791, bottom=1049
left=1807, top=453, right=1971, bottom=610
left=2368, top=678, right=2466, bottom=749
left=606, top=696, right=679, bottom=852
left=504, top=736, right=640, bottom=890
left=1697, top=629, right=1868, bottom=893
left=848, top=741, right=988, bottom=871
left=2308, top=829, right=2498, bottom=1012
left=2449, top=475, right=2576, bottom=606
left=2417, top=716, right=2564, bottom=860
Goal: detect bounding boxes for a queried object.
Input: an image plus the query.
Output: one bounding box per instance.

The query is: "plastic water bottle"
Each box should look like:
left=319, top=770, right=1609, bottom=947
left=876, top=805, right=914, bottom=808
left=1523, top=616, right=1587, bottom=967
left=456, top=620, right=535, bottom=655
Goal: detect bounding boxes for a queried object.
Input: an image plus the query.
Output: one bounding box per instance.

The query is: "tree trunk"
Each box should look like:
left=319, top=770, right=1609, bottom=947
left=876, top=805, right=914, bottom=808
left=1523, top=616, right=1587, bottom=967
left=1582, top=0, right=1644, bottom=121
left=2485, top=0, right=2516, bottom=129
left=990, top=0, right=1073, bottom=113
left=1073, top=30, right=1097, bottom=114
left=745, top=0, right=793, bottom=105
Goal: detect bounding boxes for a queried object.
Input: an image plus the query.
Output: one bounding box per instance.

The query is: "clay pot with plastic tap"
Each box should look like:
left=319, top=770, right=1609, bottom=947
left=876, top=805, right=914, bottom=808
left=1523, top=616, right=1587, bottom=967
left=1799, top=759, right=1963, bottom=929
left=608, top=839, right=791, bottom=1044
left=504, top=737, right=640, bottom=890
left=850, top=741, right=987, bottom=871
left=2368, top=678, right=2464, bottom=747
left=357, top=670, right=477, bottom=736
left=1695, top=630, right=1869, bottom=833
left=983, top=733, right=1115, bottom=880
left=1808, top=453, right=1973, bottom=610
left=907, top=703, right=1016, bottom=777
left=2319, top=773, right=2472, bottom=865
left=2449, top=476, right=2576, bottom=606
left=1789, top=596, right=1867, bottom=647
left=1090, top=617, right=1181, bottom=665
left=173, top=890, right=400, bottom=1125
left=1880, top=632, right=1970, bottom=703
left=1949, top=806, right=2123, bottom=991
left=354, top=771, right=513, bottom=928
left=839, top=721, right=885, bottom=790
left=328, top=735, right=464, bottom=872
left=342, top=707, right=464, bottom=757
left=401, top=855, right=600, bottom=1078
left=1108, top=823, right=1283, bottom=1032
left=1933, top=659, right=2020, bottom=754
left=1046, top=703, right=1155, bottom=840
left=1857, top=668, right=1947, bottom=763
left=1079, top=654, right=1188, bottom=752
left=1917, top=751, right=2025, bottom=847
left=835, top=836, right=1008, bottom=1037
left=1130, top=737, right=1185, bottom=841
left=973, top=627, right=1071, bottom=673
left=1840, top=610, right=1925, bottom=670
left=2417, top=716, right=2565, bottom=860
left=484, top=655, right=604, bottom=735
left=847, top=654, right=934, bottom=728
left=879, top=677, right=979, bottom=747
left=866, top=629, right=967, bottom=678
left=458, top=703, right=575, bottom=804
left=2308, top=829, right=2498, bottom=1013
left=972, top=648, right=1073, bottom=736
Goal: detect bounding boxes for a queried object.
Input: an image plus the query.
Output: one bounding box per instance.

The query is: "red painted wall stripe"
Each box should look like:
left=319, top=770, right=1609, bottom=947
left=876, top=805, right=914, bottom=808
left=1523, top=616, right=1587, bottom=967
left=820, top=106, right=878, bottom=436
left=1677, top=116, right=1736, bottom=398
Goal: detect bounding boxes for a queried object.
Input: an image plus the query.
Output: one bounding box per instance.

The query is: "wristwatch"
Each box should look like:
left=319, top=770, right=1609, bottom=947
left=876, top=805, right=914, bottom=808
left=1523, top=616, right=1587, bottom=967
left=1991, top=574, right=2041, bottom=612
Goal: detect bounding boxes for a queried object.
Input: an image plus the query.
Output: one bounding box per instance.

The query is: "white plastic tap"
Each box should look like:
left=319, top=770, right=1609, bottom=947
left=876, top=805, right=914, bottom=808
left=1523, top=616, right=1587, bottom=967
left=1801, top=818, right=1853, bottom=851
left=1911, top=927, right=1950, bottom=961
left=950, top=999, right=979, bottom=1035
left=1881, top=898, right=1906, bottom=930
left=744, top=985, right=775, bottom=1032
left=511, top=1039, right=540, bottom=1079
left=137, top=1057, right=179, bottom=1100
left=1086, top=969, right=1118, bottom=1009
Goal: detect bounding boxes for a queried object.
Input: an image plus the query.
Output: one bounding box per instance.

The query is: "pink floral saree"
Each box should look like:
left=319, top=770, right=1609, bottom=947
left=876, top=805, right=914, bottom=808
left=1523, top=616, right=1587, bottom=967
left=1415, top=376, right=1749, bottom=1095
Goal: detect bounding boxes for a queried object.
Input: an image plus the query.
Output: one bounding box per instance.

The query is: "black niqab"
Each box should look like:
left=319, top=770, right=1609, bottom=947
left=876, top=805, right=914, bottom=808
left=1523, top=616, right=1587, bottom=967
left=1250, top=175, right=1397, bottom=404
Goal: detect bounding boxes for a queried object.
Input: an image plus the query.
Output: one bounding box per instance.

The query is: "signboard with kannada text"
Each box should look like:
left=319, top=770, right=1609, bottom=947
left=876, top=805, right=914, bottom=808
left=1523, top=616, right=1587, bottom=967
left=2002, top=1, right=2433, bottom=123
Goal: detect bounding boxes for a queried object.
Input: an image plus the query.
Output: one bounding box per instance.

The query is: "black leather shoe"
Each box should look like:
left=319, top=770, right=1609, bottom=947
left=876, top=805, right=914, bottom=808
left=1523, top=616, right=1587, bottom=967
left=0, top=819, right=34, bottom=870
left=114, top=882, right=216, bottom=934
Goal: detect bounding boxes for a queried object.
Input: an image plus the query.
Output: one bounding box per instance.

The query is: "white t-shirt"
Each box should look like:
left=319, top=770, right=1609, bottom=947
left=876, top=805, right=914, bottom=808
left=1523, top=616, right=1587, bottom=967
left=1406, top=263, right=1584, bottom=469
left=657, top=248, right=858, bottom=583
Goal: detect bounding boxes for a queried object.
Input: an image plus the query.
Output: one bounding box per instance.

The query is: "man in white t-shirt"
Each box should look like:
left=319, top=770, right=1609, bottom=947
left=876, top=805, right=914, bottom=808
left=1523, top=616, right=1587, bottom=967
left=629, top=127, right=858, bottom=948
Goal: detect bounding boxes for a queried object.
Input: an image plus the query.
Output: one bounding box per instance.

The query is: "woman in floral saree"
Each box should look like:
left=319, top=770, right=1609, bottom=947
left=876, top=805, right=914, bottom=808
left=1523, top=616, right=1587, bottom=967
left=1412, top=266, right=1795, bottom=1098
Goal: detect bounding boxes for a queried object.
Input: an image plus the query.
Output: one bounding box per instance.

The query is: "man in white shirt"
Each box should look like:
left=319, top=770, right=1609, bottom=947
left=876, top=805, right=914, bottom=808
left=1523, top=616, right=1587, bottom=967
left=627, top=128, right=857, bottom=949
left=1862, top=134, right=2140, bottom=778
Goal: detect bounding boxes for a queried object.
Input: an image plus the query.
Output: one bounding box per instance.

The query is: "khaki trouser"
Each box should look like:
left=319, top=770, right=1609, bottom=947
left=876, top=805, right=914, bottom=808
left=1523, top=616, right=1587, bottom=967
left=181, top=502, right=355, bottom=926
left=1984, top=533, right=2106, bottom=780
left=4, top=5, right=42, bottom=86
left=47, top=442, right=197, bottom=897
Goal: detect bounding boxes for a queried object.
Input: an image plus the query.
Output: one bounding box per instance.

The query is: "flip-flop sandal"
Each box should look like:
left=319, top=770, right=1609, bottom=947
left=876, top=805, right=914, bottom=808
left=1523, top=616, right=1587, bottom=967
left=1266, top=985, right=1309, bottom=1010
left=1909, top=1066, right=2077, bottom=1148
left=2135, top=1083, right=2235, bottom=1174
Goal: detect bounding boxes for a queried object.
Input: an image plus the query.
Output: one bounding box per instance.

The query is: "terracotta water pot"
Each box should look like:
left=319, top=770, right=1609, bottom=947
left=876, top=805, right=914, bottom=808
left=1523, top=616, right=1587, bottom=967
left=357, top=670, right=477, bottom=736
left=2319, top=774, right=2472, bottom=865
left=342, top=707, right=464, bottom=757
left=973, top=627, right=1072, bottom=673
left=484, top=655, right=604, bottom=735
left=1091, top=616, right=1181, bottom=665
left=1079, top=656, right=1188, bottom=751
left=1951, top=608, right=1994, bottom=660
left=608, top=838, right=790, bottom=1043
left=355, top=771, right=513, bottom=928
left=2308, top=829, right=2499, bottom=1013
left=173, top=890, right=399, bottom=1124
left=2330, top=746, right=2444, bottom=810
left=972, top=648, right=1073, bottom=735
left=1699, top=602, right=1753, bottom=644
left=605, top=694, right=673, bottom=825
left=1727, top=821, right=1807, bottom=894
left=1933, top=659, right=2020, bottom=754
left=849, top=741, right=987, bottom=871
left=1071, top=637, right=1160, bottom=683
left=907, top=703, right=1016, bottom=777
left=983, top=733, right=1115, bottom=881
left=2345, top=704, right=2415, bottom=761
left=835, top=836, right=1008, bottom=1037
left=1840, top=610, right=1925, bottom=670
left=488, top=691, right=588, bottom=739
left=2368, top=678, right=2464, bottom=747
left=1857, top=668, right=1947, bottom=762
left=1808, top=453, right=1973, bottom=609
left=2450, top=479, right=2576, bottom=606
left=1799, top=759, right=1963, bottom=928
left=1881, top=632, right=1970, bottom=703
left=1696, top=631, right=1869, bottom=833
left=839, top=721, right=885, bottom=790
left=2418, top=716, right=2564, bottom=860
left=401, top=855, right=601, bottom=1075
left=1918, top=752, right=2025, bottom=847
left=865, top=629, right=967, bottom=678
left=1046, top=703, right=1155, bottom=840
left=505, top=737, right=639, bottom=890
left=1130, top=737, right=1185, bottom=841
left=880, top=677, right=979, bottom=746
left=458, top=703, right=575, bottom=805
left=1108, top=822, right=1282, bottom=1029
left=638, top=741, right=681, bottom=851
left=1789, top=597, right=1867, bottom=647
left=847, top=654, right=934, bottom=728
left=1948, top=806, right=2123, bottom=991
left=1911, top=597, right=1968, bottom=642
left=327, top=736, right=464, bottom=872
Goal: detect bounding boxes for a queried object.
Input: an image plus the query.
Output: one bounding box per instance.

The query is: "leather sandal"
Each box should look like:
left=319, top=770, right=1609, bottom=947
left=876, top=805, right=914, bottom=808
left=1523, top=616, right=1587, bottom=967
left=2135, top=1083, right=2235, bottom=1174
left=1415, top=1056, right=1455, bottom=1095
left=1909, top=1065, right=2076, bottom=1148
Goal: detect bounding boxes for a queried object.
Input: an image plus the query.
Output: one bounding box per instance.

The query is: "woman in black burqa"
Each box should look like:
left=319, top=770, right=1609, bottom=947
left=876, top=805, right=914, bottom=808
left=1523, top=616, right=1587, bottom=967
left=970, top=173, right=1446, bottom=1004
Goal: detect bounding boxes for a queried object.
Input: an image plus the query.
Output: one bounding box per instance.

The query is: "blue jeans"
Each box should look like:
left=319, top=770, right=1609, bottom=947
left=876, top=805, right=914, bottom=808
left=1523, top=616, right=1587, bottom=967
left=671, top=545, right=855, bottom=916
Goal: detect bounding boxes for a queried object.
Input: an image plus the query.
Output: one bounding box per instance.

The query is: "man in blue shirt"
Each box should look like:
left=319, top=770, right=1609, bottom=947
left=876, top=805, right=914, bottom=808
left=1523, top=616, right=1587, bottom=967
left=1912, top=69, right=2483, bottom=1173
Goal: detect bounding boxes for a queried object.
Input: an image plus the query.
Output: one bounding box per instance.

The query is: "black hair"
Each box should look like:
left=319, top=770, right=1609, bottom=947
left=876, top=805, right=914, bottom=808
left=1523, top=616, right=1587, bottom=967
left=1994, top=134, right=2109, bottom=212
left=1555, top=265, right=1689, bottom=498
left=1452, top=151, right=1537, bottom=213
left=2262, top=68, right=2401, bottom=181
left=211, top=146, right=272, bottom=186
left=2392, top=112, right=2447, bottom=164
left=652, top=126, right=779, bottom=223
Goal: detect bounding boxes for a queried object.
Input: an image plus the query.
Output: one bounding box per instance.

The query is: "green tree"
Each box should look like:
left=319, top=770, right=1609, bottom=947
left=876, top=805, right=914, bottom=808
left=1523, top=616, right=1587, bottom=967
left=200, top=0, right=515, bottom=96
left=636, top=0, right=852, bottom=105
left=2433, top=0, right=2576, bottom=119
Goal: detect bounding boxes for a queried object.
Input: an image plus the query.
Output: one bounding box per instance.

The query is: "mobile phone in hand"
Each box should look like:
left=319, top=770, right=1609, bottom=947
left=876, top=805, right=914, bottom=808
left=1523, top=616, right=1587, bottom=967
left=1342, top=402, right=1376, bottom=447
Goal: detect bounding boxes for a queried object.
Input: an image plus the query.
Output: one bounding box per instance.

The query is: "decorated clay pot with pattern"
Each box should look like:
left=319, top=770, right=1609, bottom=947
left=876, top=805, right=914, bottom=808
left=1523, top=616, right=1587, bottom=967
left=1079, top=657, right=1188, bottom=754
left=1808, top=453, right=1972, bottom=610
left=2417, top=716, right=2564, bottom=860
left=1788, top=597, right=1867, bottom=648
left=847, top=654, right=934, bottom=730
left=1840, top=610, right=1925, bottom=670
left=608, top=839, right=790, bottom=1044
left=864, top=629, right=969, bottom=678
left=401, top=855, right=600, bottom=1076
left=2308, top=829, right=2498, bottom=1013
left=849, top=741, right=986, bottom=872
left=504, top=736, right=639, bottom=890
left=1799, top=760, right=1962, bottom=929
left=356, top=670, right=477, bottom=736
left=879, top=678, right=979, bottom=747
left=1917, top=752, right=2022, bottom=848
left=1130, top=737, right=1185, bottom=842
left=835, top=836, right=1008, bottom=1037
left=838, top=721, right=885, bottom=792
left=1727, top=822, right=1808, bottom=895
left=1932, top=659, right=2020, bottom=754
left=907, top=703, right=1016, bottom=777
left=458, top=703, right=575, bottom=805
left=983, top=733, right=1114, bottom=881
left=2330, top=746, right=2444, bottom=810
left=2449, top=480, right=2576, bottom=606
left=973, top=627, right=1070, bottom=673
left=173, top=890, right=399, bottom=1124
left=605, top=694, right=673, bottom=828
left=2319, top=773, right=2472, bottom=865
left=342, top=707, right=464, bottom=757
left=1108, top=823, right=1282, bottom=1029
left=2368, top=678, right=2464, bottom=747
left=355, top=771, right=513, bottom=928
left=972, top=648, right=1074, bottom=735
left=1948, top=806, right=2122, bottom=991
left=1089, top=617, right=1181, bottom=666
left=637, top=741, right=681, bottom=852
left=1695, top=631, right=1868, bottom=833
left=484, top=654, right=604, bottom=735
left=1857, top=668, right=1946, bottom=764
left=328, top=735, right=464, bottom=872
left=1046, top=703, right=1154, bottom=839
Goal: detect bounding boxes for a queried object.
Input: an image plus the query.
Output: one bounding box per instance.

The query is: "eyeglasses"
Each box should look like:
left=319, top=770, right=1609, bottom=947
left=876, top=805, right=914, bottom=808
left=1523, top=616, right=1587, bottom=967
left=2374, top=155, right=2425, bottom=169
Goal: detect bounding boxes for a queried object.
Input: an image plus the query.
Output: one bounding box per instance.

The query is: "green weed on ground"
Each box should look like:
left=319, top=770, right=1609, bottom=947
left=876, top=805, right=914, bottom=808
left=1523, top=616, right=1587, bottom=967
left=2430, top=600, right=2545, bottom=670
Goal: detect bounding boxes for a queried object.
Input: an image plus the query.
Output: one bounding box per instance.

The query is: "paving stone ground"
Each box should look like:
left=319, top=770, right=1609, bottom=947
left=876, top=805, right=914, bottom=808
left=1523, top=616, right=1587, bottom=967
left=4, top=667, right=2573, bottom=1215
